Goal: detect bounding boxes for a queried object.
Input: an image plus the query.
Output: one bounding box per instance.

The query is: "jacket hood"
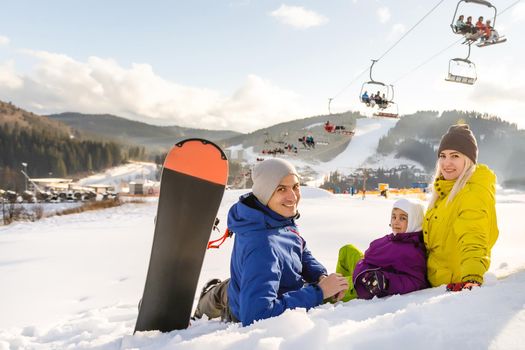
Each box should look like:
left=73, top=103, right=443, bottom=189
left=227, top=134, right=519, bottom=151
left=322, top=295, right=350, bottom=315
left=227, top=193, right=297, bottom=236
left=392, top=198, right=425, bottom=233
left=467, top=164, right=496, bottom=194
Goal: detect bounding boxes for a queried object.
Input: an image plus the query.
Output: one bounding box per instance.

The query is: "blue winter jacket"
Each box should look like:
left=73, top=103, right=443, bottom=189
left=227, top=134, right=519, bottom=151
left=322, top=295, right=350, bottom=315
left=227, top=193, right=327, bottom=326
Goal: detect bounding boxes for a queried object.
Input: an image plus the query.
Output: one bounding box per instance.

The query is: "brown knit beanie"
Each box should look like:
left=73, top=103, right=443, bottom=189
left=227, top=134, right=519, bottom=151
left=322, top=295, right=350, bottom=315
left=438, top=124, right=478, bottom=163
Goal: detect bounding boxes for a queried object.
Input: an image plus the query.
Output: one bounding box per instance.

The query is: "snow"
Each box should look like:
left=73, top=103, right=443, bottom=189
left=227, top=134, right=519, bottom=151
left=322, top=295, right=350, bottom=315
left=1, top=136, right=524, bottom=349
left=226, top=117, right=425, bottom=187
left=303, top=122, right=325, bottom=130
left=1, top=186, right=525, bottom=349
left=78, top=161, right=158, bottom=192
left=319, top=117, right=399, bottom=172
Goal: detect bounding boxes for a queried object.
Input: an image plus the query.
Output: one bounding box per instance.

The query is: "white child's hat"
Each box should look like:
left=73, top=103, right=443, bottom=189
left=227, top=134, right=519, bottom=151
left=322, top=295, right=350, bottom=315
left=392, top=198, right=426, bottom=233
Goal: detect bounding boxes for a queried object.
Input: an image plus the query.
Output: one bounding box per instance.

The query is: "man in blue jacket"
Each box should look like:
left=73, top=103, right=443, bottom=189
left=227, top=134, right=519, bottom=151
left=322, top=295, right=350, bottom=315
left=194, top=158, right=348, bottom=326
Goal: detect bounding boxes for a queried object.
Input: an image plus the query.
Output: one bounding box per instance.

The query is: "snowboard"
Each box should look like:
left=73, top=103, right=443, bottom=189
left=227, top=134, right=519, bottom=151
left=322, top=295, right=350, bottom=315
left=134, top=138, right=228, bottom=333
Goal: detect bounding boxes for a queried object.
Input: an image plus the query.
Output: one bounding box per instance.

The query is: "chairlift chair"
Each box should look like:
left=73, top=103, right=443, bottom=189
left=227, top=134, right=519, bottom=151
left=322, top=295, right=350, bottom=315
left=451, top=0, right=506, bottom=48
left=359, top=60, right=395, bottom=108
left=373, top=101, right=399, bottom=118
left=445, top=58, right=477, bottom=85
left=451, top=0, right=497, bottom=35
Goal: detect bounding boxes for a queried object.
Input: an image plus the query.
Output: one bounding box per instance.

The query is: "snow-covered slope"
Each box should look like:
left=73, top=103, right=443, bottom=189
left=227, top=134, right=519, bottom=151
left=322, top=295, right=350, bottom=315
left=319, top=117, right=399, bottom=172
left=77, top=161, right=158, bottom=192
left=0, top=188, right=524, bottom=349
left=226, top=117, right=426, bottom=186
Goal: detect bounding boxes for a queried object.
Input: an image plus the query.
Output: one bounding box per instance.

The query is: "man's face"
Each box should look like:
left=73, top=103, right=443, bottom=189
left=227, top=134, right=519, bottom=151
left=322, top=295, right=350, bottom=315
left=267, top=174, right=301, bottom=218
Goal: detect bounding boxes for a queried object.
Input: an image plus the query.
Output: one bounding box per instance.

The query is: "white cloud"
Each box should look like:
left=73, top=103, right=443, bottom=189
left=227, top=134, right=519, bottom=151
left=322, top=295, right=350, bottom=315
left=210, top=74, right=310, bottom=131
left=377, top=6, right=391, bottom=24
left=0, top=50, right=312, bottom=132
left=270, top=5, right=328, bottom=29
left=387, top=23, right=406, bottom=42
left=469, top=63, right=525, bottom=104
left=0, top=35, right=10, bottom=46
left=0, top=60, right=23, bottom=89
left=511, top=3, right=525, bottom=22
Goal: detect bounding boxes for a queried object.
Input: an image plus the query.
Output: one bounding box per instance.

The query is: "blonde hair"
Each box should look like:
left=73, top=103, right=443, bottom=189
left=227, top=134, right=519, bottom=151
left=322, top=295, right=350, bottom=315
left=428, top=153, right=475, bottom=208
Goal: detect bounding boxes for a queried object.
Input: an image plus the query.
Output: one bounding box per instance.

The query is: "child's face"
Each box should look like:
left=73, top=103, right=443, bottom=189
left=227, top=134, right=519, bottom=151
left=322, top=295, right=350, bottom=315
left=391, top=208, right=408, bottom=234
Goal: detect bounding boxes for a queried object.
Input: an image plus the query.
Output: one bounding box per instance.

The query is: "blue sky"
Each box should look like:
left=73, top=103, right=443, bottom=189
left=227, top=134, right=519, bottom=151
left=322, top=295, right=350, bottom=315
left=0, top=0, right=524, bottom=132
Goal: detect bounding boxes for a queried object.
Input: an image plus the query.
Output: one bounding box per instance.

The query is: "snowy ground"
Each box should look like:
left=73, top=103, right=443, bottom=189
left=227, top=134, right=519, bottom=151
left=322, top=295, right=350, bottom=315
left=78, top=161, right=159, bottom=192
left=1, top=187, right=524, bottom=349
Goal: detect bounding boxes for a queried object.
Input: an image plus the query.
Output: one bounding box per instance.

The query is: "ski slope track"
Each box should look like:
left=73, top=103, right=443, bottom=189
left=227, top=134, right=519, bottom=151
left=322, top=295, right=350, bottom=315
left=320, top=117, right=399, bottom=172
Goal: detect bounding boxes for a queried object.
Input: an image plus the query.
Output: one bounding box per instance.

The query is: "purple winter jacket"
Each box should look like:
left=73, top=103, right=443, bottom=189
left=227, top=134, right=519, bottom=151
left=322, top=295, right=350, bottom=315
left=353, top=231, right=429, bottom=299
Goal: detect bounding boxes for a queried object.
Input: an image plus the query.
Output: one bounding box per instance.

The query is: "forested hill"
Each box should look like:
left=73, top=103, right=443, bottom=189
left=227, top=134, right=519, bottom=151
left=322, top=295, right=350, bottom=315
left=376, top=110, right=525, bottom=188
left=0, top=101, right=125, bottom=191
left=48, top=112, right=241, bottom=153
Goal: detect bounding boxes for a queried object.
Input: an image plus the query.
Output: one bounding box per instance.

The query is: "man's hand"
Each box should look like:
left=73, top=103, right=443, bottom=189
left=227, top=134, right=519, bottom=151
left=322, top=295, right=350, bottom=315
left=446, top=281, right=481, bottom=292
left=318, top=273, right=349, bottom=300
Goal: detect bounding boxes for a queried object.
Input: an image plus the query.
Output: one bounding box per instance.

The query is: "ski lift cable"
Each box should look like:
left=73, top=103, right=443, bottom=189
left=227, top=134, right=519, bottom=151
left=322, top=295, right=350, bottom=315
left=376, top=0, right=447, bottom=62
left=500, top=0, right=522, bottom=15
left=391, top=0, right=522, bottom=84
left=329, top=0, right=446, bottom=103
left=330, top=65, right=370, bottom=100
left=392, top=37, right=463, bottom=84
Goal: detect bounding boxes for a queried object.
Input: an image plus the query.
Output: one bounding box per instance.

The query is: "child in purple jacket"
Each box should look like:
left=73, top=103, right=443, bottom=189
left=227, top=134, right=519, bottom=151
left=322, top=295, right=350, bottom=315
left=337, top=198, right=429, bottom=301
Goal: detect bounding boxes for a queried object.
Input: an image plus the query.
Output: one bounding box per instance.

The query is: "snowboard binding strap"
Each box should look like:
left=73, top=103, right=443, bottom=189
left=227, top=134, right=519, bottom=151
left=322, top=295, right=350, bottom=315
left=208, top=228, right=233, bottom=249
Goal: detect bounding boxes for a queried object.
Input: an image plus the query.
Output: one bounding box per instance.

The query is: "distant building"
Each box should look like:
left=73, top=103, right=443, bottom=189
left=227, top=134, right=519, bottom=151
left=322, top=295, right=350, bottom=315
left=86, top=184, right=115, bottom=194
left=128, top=179, right=160, bottom=195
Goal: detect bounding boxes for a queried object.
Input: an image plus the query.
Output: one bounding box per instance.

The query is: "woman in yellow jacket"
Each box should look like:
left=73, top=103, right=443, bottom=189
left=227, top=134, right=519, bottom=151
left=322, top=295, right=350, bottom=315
left=423, top=124, right=498, bottom=291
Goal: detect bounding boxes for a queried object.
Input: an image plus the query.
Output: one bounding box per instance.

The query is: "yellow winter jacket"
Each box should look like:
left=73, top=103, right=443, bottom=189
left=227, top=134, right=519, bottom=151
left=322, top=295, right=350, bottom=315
left=423, top=164, right=498, bottom=287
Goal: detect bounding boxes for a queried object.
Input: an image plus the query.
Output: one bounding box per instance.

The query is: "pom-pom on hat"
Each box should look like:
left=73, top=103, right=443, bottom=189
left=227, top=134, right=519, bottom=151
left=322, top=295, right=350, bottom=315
left=438, top=124, right=478, bottom=163
left=251, top=158, right=299, bottom=205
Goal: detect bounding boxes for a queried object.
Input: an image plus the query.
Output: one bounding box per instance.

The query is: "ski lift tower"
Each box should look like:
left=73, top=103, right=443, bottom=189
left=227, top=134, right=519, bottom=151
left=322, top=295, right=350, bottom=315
left=21, top=162, right=28, bottom=191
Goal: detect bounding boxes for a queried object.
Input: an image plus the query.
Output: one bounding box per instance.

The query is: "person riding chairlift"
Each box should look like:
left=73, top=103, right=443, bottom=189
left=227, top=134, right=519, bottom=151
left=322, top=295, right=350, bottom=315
left=462, top=15, right=482, bottom=43
left=371, top=91, right=381, bottom=105
left=379, top=93, right=389, bottom=108
left=361, top=91, right=371, bottom=106
left=481, top=19, right=500, bottom=43
left=455, top=15, right=467, bottom=34
left=325, top=121, right=335, bottom=133
left=475, top=16, right=486, bottom=33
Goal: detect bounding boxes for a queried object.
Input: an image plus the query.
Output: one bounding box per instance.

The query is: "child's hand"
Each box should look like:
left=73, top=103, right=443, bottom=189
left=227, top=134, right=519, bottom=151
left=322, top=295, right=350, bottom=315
left=361, top=270, right=388, bottom=297
left=318, top=273, right=349, bottom=300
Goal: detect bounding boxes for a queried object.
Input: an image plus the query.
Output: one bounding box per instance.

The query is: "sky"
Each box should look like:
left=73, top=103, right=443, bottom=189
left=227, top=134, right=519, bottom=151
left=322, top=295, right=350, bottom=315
left=0, top=0, right=524, bottom=132
left=0, top=180, right=524, bottom=348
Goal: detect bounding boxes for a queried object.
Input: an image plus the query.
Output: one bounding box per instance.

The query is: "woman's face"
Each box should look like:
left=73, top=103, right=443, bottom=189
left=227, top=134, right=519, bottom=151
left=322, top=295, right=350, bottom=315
left=438, top=150, right=466, bottom=180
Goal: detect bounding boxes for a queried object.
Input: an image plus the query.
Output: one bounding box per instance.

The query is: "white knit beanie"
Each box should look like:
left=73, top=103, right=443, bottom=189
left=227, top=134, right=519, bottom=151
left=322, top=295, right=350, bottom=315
left=251, top=158, right=299, bottom=205
left=392, top=198, right=426, bottom=233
